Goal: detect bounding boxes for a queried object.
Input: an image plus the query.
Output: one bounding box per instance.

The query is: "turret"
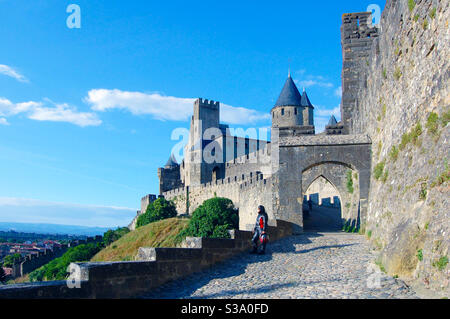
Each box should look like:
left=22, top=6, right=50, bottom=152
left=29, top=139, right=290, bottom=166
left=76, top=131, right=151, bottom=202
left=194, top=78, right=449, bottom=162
left=158, top=154, right=182, bottom=194
left=300, top=89, right=314, bottom=126
left=271, top=75, right=315, bottom=135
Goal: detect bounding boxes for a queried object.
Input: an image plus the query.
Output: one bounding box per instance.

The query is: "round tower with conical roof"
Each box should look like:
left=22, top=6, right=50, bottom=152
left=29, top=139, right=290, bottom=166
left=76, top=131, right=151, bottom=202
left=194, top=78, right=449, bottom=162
left=271, top=75, right=304, bottom=128
left=272, top=75, right=315, bottom=134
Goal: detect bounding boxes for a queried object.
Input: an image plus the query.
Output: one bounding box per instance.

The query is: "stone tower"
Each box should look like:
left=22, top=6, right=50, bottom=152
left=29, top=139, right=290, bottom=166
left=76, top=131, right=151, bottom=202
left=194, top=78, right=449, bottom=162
left=340, top=12, right=378, bottom=134
left=157, top=154, right=182, bottom=194
left=271, top=75, right=315, bottom=134
left=184, top=98, right=221, bottom=186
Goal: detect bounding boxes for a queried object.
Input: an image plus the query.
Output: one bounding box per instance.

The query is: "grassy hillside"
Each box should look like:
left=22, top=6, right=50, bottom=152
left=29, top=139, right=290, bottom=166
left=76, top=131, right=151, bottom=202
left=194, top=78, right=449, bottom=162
left=90, top=217, right=189, bottom=262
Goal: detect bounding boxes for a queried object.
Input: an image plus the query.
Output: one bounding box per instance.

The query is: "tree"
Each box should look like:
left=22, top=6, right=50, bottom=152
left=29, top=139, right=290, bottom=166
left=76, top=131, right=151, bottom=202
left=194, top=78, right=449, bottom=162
left=29, top=242, right=102, bottom=282
left=136, top=198, right=177, bottom=228
left=0, top=267, right=6, bottom=284
left=2, top=253, right=22, bottom=267
left=179, top=197, right=239, bottom=239
left=102, top=227, right=130, bottom=246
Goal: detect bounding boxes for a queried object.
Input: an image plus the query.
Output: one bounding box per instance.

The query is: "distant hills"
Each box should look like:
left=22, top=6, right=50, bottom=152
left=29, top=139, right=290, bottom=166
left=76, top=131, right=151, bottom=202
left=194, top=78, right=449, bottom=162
left=0, top=222, right=111, bottom=236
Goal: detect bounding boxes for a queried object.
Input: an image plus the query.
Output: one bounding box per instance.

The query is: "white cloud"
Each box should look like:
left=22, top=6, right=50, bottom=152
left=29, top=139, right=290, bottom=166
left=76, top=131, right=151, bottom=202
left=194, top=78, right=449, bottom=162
left=0, top=64, right=28, bottom=82
left=298, top=79, right=333, bottom=88
left=28, top=102, right=101, bottom=127
left=293, top=72, right=335, bottom=89
left=315, top=105, right=341, bottom=118
left=334, top=86, right=342, bottom=98
left=0, top=117, right=9, bottom=125
left=87, top=89, right=193, bottom=121
left=314, top=105, right=341, bottom=133
left=86, top=89, right=270, bottom=125
left=221, top=104, right=270, bottom=124
left=0, top=97, right=101, bottom=127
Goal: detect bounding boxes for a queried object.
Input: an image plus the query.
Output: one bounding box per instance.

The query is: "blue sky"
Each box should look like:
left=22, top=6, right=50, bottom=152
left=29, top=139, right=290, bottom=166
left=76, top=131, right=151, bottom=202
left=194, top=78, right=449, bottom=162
left=0, top=0, right=385, bottom=228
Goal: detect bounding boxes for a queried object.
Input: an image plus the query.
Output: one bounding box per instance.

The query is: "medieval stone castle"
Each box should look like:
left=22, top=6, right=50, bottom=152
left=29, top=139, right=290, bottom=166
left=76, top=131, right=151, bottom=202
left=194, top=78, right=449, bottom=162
left=130, top=12, right=377, bottom=233
left=2, top=1, right=447, bottom=298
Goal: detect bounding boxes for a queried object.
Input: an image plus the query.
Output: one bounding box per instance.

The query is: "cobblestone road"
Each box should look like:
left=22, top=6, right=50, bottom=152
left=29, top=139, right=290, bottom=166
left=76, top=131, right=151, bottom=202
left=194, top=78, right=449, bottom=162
left=142, top=232, right=419, bottom=299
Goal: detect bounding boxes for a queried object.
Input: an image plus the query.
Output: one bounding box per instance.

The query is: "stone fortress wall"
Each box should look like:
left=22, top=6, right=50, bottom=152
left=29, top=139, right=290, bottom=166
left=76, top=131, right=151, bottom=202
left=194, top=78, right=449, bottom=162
left=11, top=236, right=103, bottom=279
left=340, top=0, right=449, bottom=296
left=161, top=172, right=275, bottom=231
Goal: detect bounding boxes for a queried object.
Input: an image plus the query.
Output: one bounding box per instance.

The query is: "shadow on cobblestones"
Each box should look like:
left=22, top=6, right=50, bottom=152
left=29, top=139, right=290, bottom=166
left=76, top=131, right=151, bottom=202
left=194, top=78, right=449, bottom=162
left=142, top=251, right=276, bottom=298
left=143, top=233, right=328, bottom=299
left=295, top=243, right=357, bottom=254
left=189, top=282, right=298, bottom=299
left=268, top=232, right=324, bottom=254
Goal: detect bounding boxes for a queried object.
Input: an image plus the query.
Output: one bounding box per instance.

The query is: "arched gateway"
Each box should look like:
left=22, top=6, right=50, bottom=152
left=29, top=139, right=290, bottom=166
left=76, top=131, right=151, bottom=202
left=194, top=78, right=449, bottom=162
left=271, top=132, right=371, bottom=233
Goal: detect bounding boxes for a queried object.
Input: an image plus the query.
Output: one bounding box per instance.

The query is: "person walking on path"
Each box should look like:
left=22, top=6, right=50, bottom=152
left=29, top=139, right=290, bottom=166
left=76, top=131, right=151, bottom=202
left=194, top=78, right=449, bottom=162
left=250, top=205, right=269, bottom=255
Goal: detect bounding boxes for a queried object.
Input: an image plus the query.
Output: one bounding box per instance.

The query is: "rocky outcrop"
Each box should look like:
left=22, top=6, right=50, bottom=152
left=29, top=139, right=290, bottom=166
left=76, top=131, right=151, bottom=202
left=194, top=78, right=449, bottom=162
left=347, top=0, right=449, bottom=297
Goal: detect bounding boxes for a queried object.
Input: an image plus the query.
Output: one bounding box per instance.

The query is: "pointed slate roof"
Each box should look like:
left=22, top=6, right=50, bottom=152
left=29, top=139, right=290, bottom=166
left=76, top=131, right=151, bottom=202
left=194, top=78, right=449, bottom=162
left=165, top=153, right=178, bottom=168
left=328, top=115, right=338, bottom=126
left=274, top=75, right=303, bottom=107
left=300, top=89, right=314, bottom=108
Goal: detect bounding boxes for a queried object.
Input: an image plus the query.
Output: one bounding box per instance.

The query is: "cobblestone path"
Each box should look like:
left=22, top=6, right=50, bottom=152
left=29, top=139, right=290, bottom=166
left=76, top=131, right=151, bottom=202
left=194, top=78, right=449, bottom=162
left=141, top=232, right=419, bottom=299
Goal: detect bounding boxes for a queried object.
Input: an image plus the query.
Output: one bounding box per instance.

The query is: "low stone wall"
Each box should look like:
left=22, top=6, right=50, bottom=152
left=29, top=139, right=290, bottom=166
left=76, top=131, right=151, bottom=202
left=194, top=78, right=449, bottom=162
left=0, top=220, right=293, bottom=299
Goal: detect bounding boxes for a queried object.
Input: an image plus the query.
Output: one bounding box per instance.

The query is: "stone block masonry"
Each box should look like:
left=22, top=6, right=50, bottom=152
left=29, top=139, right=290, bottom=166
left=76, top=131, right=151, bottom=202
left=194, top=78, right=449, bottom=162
left=343, top=0, right=449, bottom=297
left=0, top=221, right=293, bottom=299
left=164, top=173, right=275, bottom=231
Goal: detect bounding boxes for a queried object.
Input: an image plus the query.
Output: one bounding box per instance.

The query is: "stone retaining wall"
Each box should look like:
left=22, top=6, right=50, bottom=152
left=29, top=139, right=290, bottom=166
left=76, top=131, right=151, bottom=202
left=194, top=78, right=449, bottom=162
left=0, top=220, right=293, bottom=299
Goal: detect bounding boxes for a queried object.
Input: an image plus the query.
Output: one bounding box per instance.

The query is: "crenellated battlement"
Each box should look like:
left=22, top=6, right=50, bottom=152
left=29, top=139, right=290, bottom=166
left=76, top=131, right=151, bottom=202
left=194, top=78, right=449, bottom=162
left=195, top=98, right=220, bottom=109
left=226, top=146, right=271, bottom=166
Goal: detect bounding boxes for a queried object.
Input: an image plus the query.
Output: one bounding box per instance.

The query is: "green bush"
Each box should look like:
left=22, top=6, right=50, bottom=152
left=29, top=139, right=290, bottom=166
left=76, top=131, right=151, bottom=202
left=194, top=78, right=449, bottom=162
left=29, top=242, right=102, bottom=282
left=136, top=198, right=177, bottom=228
left=417, top=249, right=423, bottom=261
left=408, top=0, right=416, bottom=12
left=441, top=110, right=450, bottom=127
left=381, top=170, right=389, bottom=183
left=411, top=123, right=423, bottom=145
left=426, top=112, right=439, bottom=136
left=433, top=256, right=448, bottom=271
left=346, top=171, right=354, bottom=194
left=2, top=253, right=22, bottom=267
left=103, top=227, right=130, bottom=246
left=179, top=197, right=239, bottom=239
left=374, top=161, right=385, bottom=180
left=430, top=8, right=436, bottom=19
left=393, top=67, right=402, bottom=80
left=389, top=145, right=399, bottom=161
left=399, top=132, right=411, bottom=150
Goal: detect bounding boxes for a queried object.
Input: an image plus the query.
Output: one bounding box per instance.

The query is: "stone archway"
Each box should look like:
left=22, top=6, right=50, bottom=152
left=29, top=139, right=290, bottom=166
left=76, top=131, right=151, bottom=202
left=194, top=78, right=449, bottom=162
left=271, top=134, right=371, bottom=233
left=301, top=162, right=361, bottom=232
left=303, top=176, right=342, bottom=232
